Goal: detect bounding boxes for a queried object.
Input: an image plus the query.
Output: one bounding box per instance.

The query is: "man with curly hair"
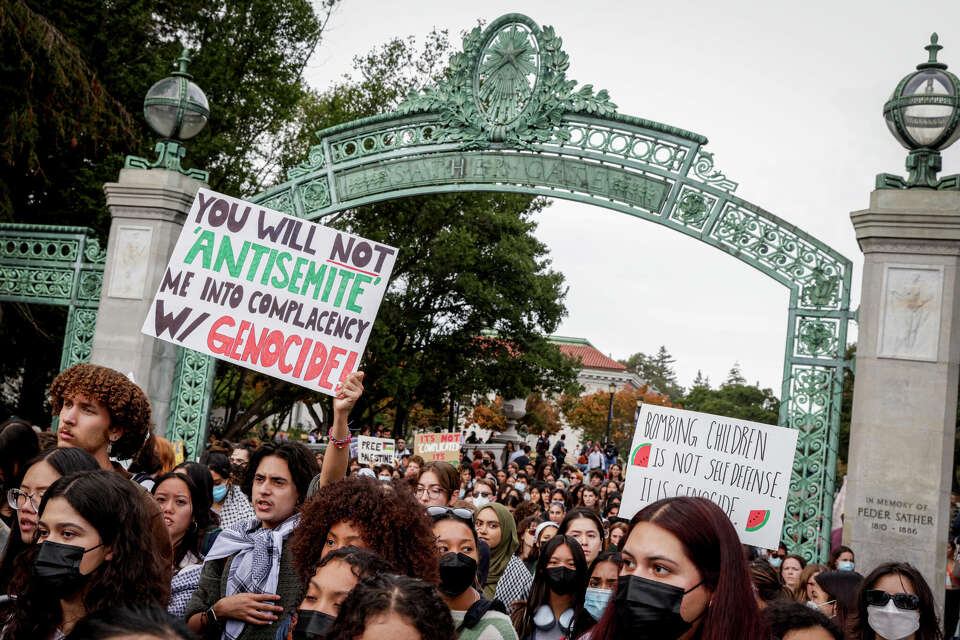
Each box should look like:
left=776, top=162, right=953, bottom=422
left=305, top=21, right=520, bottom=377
left=50, top=363, right=152, bottom=470
left=48, top=362, right=174, bottom=577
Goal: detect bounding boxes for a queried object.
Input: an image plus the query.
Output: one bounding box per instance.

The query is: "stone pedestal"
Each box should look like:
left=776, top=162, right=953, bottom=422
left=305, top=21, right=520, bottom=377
left=91, top=168, right=206, bottom=435
left=846, top=189, right=960, bottom=612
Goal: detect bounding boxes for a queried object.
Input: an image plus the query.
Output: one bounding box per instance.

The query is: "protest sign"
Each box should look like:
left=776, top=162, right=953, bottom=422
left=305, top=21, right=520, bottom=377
left=141, top=189, right=397, bottom=396
left=620, top=405, right=798, bottom=550
left=415, top=431, right=462, bottom=465
left=172, top=441, right=185, bottom=465
left=357, top=436, right=396, bottom=465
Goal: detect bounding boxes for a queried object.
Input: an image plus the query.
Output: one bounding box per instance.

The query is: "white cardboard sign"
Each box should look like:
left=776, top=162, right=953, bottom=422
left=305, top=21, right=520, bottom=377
left=141, top=188, right=397, bottom=395
left=357, top=436, right=396, bottom=465
left=620, top=405, right=798, bottom=550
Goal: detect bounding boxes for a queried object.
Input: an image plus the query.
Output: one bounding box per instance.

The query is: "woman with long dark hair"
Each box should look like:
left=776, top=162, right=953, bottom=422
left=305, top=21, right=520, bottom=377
left=151, top=469, right=219, bottom=617
left=0, top=447, right=100, bottom=594
left=852, top=562, right=941, bottom=640
left=0, top=470, right=171, bottom=638
left=809, top=569, right=862, bottom=636
left=429, top=505, right=519, bottom=640
left=587, top=496, right=768, bottom=640
left=558, top=508, right=604, bottom=565
left=509, top=534, right=587, bottom=640
left=569, top=550, right=621, bottom=639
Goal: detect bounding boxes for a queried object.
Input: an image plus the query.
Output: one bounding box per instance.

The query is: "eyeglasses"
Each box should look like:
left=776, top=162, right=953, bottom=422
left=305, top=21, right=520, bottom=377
left=865, top=590, right=920, bottom=611
left=472, top=491, right=492, bottom=498
left=426, top=506, right=475, bottom=523
left=415, top=485, right=448, bottom=500
left=7, top=488, right=41, bottom=511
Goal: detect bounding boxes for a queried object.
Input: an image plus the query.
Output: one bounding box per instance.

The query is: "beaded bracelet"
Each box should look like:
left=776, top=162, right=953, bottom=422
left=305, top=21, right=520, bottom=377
left=328, top=426, right=350, bottom=449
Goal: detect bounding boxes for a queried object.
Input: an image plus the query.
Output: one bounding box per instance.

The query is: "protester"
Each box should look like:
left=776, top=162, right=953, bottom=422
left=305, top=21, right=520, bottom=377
left=293, top=472, right=440, bottom=582
left=151, top=469, right=219, bottom=618
left=579, top=486, right=600, bottom=512
left=527, top=521, right=558, bottom=567
left=0, top=419, right=39, bottom=509
left=476, top=502, right=519, bottom=600
left=782, top=553, right=807, bottom=592
left=763, top=599, right=844, bottom=640
left=459, top=466, right=476, bottom=500
left=430, top=505, right=519, bottom=640
left=606, top=521, right=628, bottom=551
left=517, top=515, right=542, bottom=565
left=797, top=563, right=828, bottom=603
left=416, top=461, right=460, bottom=508
left=1, top=470, right=171, bottom=638
left=286, top=546, right=392, bottom=640
left=404, top=455, right=424, bottom=481
left=65, top=604, right=195, bottom=640
left=750, top=559, right=791, bottom=609
left=509, top=534, right=587, bottom=640
left=557, top=508, right=604, bottom=565
left=853, top=562, right=940, bottom=640
left=471, top=478, right=496, bottom=509
left=184, top=441, right=321, bottom=638
left=829, top=545, right=856, bottom=572
left=570, top=550, right=620, bottom=638
left=547, top=501, right=565, bottom=525
left=587, top=496, right=768, bottom=640
left=809, top=570, right=863, bottom=635
left=50, top=364, right=151, bottom=470
left=0, top=447, right=100, bottom=593
left=324, top=573, right=456, bottom=640
left=202, top=450, right=255, bottom=530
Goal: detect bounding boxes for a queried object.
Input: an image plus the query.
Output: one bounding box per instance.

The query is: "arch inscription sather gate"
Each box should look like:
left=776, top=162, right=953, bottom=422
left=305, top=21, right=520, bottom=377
left=171, top=13, right=853, bottom=560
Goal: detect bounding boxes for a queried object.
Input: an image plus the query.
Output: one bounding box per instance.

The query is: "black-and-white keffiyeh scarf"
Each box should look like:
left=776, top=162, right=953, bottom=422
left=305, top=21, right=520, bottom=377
left=168, top=551, right=204, bottom=618
left=203, top=514, right=300, bottom=640
left=218, top=485, right=256, bottom=530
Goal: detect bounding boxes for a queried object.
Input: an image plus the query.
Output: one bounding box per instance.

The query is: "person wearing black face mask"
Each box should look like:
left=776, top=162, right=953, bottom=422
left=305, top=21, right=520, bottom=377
left=428, top=506, right=518, bottom=640
left=286, top=546, right=393, bottom=640
left=586, top=496, right=768, bottom=640
left=510, top=535, right=587, bottom=640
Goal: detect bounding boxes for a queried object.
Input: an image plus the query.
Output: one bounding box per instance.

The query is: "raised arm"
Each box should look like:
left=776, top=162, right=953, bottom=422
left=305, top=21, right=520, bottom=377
left=315, top=371, right=364, bottom=490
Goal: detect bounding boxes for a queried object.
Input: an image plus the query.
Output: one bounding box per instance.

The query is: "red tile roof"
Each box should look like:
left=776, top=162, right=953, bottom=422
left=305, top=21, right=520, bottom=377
left=554, top=343, right=627, bottom=371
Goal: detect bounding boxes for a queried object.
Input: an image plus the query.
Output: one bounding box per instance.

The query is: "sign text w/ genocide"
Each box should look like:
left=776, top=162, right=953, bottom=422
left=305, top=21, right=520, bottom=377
left=142, top=189, right=398, bottom=395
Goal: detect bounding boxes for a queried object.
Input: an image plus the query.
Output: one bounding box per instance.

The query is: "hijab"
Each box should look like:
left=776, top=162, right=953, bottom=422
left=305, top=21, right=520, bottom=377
left=480, top=502, right=519, bottom=599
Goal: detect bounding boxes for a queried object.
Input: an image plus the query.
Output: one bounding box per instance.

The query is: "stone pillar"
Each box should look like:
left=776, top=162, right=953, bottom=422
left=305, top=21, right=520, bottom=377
left=846, top=189, right=960, bottom=612
left=91, top=168, right=206, bottom=434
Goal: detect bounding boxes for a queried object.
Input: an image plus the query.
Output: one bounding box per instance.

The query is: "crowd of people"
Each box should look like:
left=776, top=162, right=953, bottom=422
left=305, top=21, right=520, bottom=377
left=0, top=362, right=948, bottom=640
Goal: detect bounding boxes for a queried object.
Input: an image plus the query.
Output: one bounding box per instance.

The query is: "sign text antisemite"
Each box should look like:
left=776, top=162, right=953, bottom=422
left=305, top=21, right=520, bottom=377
left=141, top=189, right=397, bottom=394
left=620, top=405, right=798, bottom=549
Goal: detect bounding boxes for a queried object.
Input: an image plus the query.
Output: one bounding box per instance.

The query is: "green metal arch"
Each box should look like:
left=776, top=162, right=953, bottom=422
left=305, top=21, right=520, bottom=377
left=177, top=12, right=853, bottom=560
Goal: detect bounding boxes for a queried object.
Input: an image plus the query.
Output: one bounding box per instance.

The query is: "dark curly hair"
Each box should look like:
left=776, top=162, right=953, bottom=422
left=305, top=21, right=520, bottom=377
left=291, top=476, right=440, bottom=584
left=48, top=364, right=152, bottom=460
left=312, top=546, right=394, bottom=584
left=763, top=600, right=843, bottom=640
left=242, top=441, right=319, bottom=505
left=324, top=573, right=455, bottom=640
left=3, top=470, right=170, bottom=639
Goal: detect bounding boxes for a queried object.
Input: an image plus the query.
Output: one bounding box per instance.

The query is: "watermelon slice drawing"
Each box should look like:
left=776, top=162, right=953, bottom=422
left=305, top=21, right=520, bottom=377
left=631, top=442, right=652, bottom=467
left=745, top=509, right=770, bottom=532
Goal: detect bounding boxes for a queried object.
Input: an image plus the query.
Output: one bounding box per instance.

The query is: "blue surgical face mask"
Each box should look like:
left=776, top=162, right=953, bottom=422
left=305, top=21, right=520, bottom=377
left=768, top=556, right=782, bottom=569
left=837, top=560, right=855, bottom=571
left=584, top=587, right=612, bottom=620
left=212, top=484, right=228, bottom=503
left=379, top=475, right=392, bottom=482
left=515, top=482, right=526, bottom=492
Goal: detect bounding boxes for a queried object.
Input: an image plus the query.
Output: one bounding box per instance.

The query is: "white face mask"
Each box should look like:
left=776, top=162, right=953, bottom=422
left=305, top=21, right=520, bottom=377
left=473, top=495, right=490, bottom=509
left=867, top=601, right=921, bottom=640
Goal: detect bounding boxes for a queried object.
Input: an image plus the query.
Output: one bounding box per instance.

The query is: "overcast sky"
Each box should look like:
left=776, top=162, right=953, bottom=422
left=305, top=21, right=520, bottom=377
left=300, top=0, right=960, bottom=394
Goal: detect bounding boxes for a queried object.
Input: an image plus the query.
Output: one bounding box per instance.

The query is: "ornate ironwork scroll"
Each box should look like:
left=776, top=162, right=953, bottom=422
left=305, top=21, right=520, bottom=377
left=250, top=12, right=853, bottom=561
left=167, top=347, right=217, bottom=460
left=0, top=224, right=106, bottom=370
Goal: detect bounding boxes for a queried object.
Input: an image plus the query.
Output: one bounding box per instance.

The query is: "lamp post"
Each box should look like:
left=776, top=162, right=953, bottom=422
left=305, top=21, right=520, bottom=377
left=124, top=48, right=211, bottom=181
left=877, top=34, right=960, bottom=189
left=604, top=382, right=617, bottom=445
left=635, top=398, right=643, bottom=424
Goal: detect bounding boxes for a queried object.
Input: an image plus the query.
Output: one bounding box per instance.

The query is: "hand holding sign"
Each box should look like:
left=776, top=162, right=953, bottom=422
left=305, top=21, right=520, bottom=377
left=334, top=372, right=364, bottom=416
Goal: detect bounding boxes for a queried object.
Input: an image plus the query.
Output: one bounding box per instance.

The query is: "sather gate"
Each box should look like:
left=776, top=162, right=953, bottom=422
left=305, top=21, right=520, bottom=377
left=244, top=13, right=854, bottom=560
